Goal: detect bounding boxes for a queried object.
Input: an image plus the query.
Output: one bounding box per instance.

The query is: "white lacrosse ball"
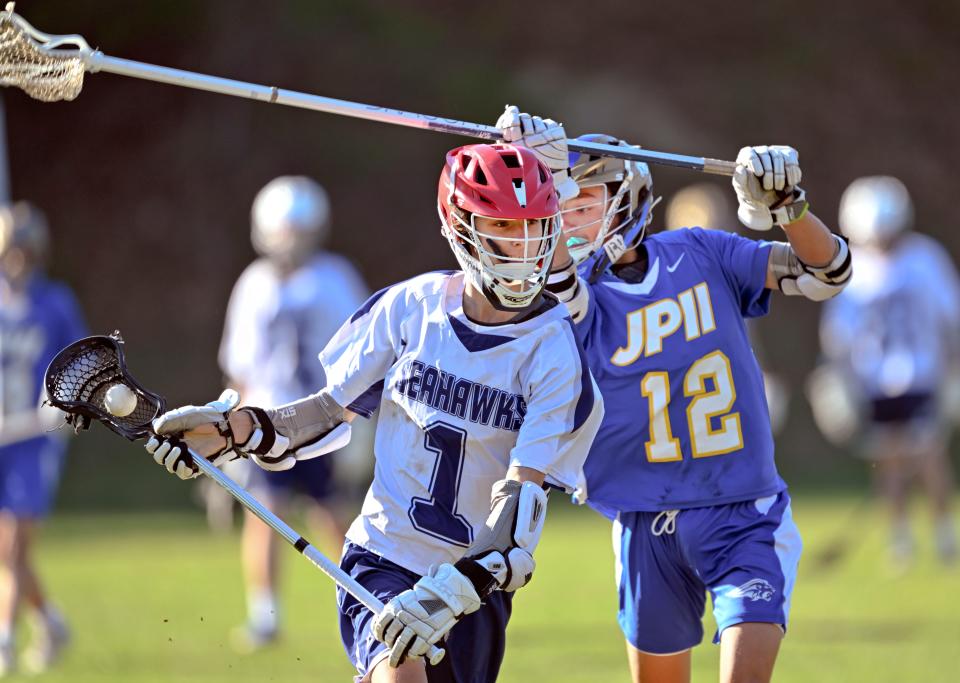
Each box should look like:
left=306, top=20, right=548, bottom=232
left=104, top=384, right=138, bottom=417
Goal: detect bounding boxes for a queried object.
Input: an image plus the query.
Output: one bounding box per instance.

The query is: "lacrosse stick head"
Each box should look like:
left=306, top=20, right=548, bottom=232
left=0, top=3, right=91, bottom=102
left=44, top=332, right=165, bottom=441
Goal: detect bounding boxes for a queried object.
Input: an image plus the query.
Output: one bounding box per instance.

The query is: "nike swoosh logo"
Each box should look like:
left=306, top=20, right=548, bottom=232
left=667, top=254, right=685, bottom=273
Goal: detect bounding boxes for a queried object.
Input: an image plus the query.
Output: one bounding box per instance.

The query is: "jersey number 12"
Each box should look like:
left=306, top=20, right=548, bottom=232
left=640, top=350, right=743, bottom=461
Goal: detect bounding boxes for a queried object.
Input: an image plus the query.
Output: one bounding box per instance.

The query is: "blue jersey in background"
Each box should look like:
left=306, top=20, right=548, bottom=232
left=0, top=275, right=87, bottom=458
left=577, top=228, right=784, bottom=516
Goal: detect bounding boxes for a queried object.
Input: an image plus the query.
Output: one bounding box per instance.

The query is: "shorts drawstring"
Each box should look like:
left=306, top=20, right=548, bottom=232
left=651, top=509, right=679, bottom=536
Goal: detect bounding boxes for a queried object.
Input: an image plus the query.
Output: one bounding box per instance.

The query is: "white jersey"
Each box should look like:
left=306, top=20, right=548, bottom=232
left=320, top=271, right=603, bottom=575
left=219, top=253, right=368, bottom=405
left=820, top=233, right=960, bottom=398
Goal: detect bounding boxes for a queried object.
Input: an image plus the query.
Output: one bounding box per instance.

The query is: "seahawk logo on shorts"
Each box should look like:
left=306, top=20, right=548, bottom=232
left=726, top=579, right=776, bottom=602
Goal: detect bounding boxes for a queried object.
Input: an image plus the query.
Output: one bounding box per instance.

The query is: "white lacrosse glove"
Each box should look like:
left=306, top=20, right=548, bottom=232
left=144, top=436, right=200, bottom=480
left=733, top=145, right=808, bottom=231
left=148, top=390, right=247, bottom=479
left=496, top=105, right=579, bottom=202
left=372, top=563, right=481, bottom=668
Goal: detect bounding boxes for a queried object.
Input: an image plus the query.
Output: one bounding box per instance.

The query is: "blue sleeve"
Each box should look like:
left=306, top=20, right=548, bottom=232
left=693, top=229, right=772, bottom=319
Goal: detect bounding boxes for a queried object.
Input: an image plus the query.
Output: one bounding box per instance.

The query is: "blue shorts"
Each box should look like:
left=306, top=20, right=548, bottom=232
left=247, top=453, right=334, bottom=503
left=338, top=542, right=512, bottom=683
left=614, top=491, right=802, bottom=654
left=0, top=437, right=66, bottom=518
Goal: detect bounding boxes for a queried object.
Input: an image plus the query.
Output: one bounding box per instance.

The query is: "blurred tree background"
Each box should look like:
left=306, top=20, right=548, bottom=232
left=5, top=0, right=959, bottom=509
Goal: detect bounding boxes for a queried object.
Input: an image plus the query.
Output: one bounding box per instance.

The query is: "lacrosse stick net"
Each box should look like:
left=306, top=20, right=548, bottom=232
left=44, top=332, right=165, bottom=439
left=0, top=4, right=88, bottom=102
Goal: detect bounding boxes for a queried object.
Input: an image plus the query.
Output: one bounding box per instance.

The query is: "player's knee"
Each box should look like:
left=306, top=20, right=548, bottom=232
left=370, top=654, right=428, bottom=683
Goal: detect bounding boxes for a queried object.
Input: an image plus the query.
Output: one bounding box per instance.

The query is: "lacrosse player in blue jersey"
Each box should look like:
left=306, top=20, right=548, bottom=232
left=0, top=203, right=86, bottom=675
left=143, top=143, right=603, bottom=683
left=497, top=107, right=851, bottom=683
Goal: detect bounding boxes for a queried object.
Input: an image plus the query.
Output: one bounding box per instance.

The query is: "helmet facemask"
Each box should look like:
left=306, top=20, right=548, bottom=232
left=440, top=200, right=560, bottom=311
left=563, top=135, right=658, bottom=281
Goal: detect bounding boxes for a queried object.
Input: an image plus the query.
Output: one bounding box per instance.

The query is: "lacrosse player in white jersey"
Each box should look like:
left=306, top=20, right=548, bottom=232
left=218, top=176, right=369, bottom=651
left=819, top=176, right=959, bottom=568
left=144, top=142, right=603, bottom=682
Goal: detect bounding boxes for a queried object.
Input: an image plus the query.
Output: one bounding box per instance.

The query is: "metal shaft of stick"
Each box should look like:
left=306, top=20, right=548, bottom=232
left=188, top=451, right=446, bottom=665
left=85, top=52, right=736, bottom=176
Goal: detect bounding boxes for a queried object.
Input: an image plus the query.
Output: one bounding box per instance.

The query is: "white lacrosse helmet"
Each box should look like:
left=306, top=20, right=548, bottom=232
left=0, top=201, right=50, bottom=277
left=563, top=134, right=656, bottom=279
left=839, top=176, right=913, bottom=247
left=251, top=176, right=331, bottom=266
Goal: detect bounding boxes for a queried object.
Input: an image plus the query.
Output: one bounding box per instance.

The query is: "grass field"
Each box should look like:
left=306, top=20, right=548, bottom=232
left=15, top=492, right=960, bottom=682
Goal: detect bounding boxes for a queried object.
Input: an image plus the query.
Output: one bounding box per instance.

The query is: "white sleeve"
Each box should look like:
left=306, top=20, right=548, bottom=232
left=510, top=321, right=604, bottom=497
left=317, top=283, right=406, bottom=411
left=303, top=260, right=371, bottom=366
left=218, top=264, right=270, bottom=385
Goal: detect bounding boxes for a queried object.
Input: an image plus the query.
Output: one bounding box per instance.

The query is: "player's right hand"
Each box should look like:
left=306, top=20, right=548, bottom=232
left=496, top=105, right=579, bottom=202
left=372, top=563, right=481, bottom=667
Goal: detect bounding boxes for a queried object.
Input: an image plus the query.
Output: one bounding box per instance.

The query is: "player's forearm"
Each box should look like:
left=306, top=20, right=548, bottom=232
left=780, top=211, right=837, bottom=268
left=221, top=391, right=355, bottom=448
left=505, top=465, right=546, bottom=487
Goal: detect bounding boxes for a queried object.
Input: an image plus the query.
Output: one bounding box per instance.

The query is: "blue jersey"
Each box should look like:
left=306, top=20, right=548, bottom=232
left=0, top=275, right=87, bottom=456
left=576, top=228, right=784, bottom=515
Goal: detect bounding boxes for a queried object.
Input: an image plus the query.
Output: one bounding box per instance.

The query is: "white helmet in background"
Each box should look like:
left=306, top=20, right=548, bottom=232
left=251, top=176, right=331, bottom=267
left=0, top=201, right=50, bottom=281
left=839, top=176, right=913, bottom=247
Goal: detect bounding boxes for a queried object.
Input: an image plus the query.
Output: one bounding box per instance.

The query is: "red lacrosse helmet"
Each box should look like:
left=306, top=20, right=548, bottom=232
left=437, top=144, right=561, bottom=310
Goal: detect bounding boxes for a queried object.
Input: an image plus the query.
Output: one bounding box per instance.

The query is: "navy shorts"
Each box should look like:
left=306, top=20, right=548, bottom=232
left=338, top=542, right=512, bottom=683
left=869, top=392, right=936, bottom=425
left=247, top=453, right=334, bottom=503
left=614, top=491, right=802, bottom=654
left=0, top=437, right=66, bottom=518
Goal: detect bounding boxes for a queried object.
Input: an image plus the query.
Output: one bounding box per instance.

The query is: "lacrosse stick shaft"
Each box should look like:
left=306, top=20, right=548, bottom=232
left=187, top=450, right=445, bottom=665
left=85, top=53, right=735, bottom=176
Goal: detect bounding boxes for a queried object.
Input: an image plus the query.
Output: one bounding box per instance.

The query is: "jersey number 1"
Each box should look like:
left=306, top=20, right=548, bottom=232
left=641, top=350, right=743, bottom=461
left=408, top=422, right=474, bottom=547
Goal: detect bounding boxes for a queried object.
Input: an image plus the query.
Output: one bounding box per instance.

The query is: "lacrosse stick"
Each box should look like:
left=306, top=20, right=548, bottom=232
left=44, top=332, right=445, bottom=666
left=0, top=4, right=736, bottom=176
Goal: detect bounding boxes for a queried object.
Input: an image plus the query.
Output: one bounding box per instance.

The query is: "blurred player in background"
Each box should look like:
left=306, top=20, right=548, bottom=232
left=817, top=176, right=958, bottom=569
left=0, top=202, right=85, bottom=675
left=217, top=176, right=369, bottom=651
left=145, top=143, right=602, bottom=682
left=498, top=108, right=850, bottom=683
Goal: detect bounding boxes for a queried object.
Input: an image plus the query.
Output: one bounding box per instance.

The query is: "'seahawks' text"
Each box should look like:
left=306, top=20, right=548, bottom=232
left=396, top=360, right=526, bottom=432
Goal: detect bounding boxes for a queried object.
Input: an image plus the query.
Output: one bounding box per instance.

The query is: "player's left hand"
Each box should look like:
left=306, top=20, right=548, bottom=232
left=732, top=145, right=802, bottom=231
left=496, top=105, right=579, bottom=202
left=372, top=563, right=481, bottom=667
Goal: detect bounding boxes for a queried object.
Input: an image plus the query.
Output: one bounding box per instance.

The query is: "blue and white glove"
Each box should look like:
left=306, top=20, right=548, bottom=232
left=496, top=105, right=579, bottom=202
left=372, top=564, right=481, bottom=667
left=732, top=145, right=806, bottom=231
